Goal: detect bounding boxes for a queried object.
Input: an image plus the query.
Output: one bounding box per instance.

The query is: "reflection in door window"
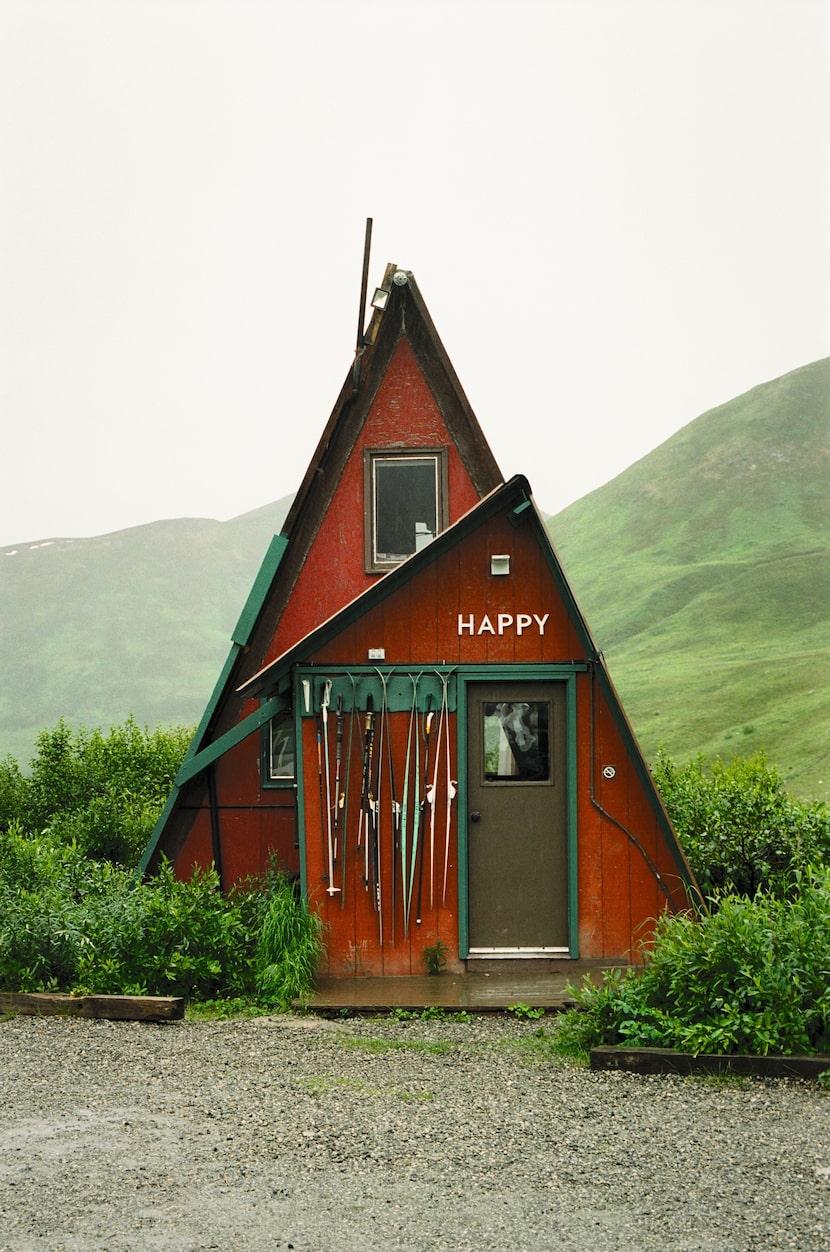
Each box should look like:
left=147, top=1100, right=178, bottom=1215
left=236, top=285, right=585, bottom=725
left=483, top=701, right=550, bottom=781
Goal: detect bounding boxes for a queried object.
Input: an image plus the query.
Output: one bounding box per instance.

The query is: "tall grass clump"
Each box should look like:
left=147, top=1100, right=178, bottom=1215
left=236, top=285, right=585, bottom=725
left=558, top=866, right=830, bottom=1058
left=255, top=877, right=325, bottom=1009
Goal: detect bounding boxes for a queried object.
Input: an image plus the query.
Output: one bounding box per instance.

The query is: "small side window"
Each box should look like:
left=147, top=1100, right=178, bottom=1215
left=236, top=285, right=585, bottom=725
left=364, top=448, right=448, bottom=571
left=265, top=710, right=295, bottom=785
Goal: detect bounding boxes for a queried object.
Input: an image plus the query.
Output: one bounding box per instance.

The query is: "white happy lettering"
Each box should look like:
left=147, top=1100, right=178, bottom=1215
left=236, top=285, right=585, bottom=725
left=457, top=612, right=550, bottom=637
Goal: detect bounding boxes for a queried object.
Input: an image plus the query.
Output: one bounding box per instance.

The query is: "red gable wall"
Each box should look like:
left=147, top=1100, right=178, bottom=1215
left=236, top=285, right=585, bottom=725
left=169, top=333, right=496, bottom=890
left=265, top=336, right=486, bottom=666
left=310, top=505, right=584, bottom=668
left=296, top=503, right=696, bottom=973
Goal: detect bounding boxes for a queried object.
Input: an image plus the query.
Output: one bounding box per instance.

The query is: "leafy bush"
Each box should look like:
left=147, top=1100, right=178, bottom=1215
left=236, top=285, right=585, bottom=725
left=653, top=749, right=829, bottom=898
left=0, top=756, right=27, bottom=829
left=3, top=718, right=192, bottom=866
left=563, top=867, right=830, bottom=1057
left=0, top=719, right=325, bottom=1007
left=0, top=819, right=322, bottom=1003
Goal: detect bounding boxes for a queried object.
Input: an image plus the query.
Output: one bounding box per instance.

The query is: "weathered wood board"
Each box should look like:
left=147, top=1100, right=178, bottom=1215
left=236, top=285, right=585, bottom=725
left=0, top=992, right=184, bottom=1022
left=591, top=1045, right=830, bottom=1082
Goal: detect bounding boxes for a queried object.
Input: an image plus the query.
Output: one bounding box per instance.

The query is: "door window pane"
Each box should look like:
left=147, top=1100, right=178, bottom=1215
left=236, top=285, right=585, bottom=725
left=483, top=701, right=550, bottom=782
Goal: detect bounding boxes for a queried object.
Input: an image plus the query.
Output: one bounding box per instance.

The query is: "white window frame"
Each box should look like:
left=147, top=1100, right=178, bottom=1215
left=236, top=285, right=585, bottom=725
left=364, top=447, right=448, bottom=572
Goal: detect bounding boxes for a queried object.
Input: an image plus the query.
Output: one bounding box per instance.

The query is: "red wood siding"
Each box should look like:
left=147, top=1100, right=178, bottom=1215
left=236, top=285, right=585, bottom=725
left=298, top=506, right=696, bottom=972
left=312, top=510, right=585, bottom=668
left=173, top=737, right=299, bottom=886
left=266, top=337, right=484, bottom=666
left=301, top=709, right=462, bottom=977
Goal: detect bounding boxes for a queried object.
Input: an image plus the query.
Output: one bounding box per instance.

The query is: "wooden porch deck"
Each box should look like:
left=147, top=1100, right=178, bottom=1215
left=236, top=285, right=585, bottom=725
left=300, top=960, right=627, bottom=1013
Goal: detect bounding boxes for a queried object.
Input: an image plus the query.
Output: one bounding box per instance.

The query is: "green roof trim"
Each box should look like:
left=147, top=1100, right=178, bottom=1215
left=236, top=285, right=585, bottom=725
left=185, top=643, right=244, bottom=762
left=176, top=692, right=289, bottom=786
left=231, top=533, right=288, bottom=646
left=136, top=783, right=182, bottom=878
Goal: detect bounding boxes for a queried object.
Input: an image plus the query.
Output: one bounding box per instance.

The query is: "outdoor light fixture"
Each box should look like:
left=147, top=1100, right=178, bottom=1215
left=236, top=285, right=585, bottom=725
left=490, top=554, right=510, bottom=576
left=371, top=287, right=390, bottom=310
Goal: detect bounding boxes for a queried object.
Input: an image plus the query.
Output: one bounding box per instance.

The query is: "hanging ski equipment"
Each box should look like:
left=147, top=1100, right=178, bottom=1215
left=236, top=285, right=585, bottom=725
left=400, top=672, right=422, bottom=937
left=428, top=669, right=450, bottom=910
left=375, top=667, right=398, bottom=944
left=358, top=694, right=376, bottom=894
left=302, top=668, right=457, bottom=933
left=370, top=678, right=386, bottom=943
left=315, top=706, right=325, bottom=884
left=441, top=670, right=458, bottom=905
left=333, top=694, right=344, bottom=854
left=415, top=697, right=434, bottom=928
left=320, top=681, right=339, bottom=895
left=338, top=674, right=359, bottom=906
left=375, top=671, right=403, bottom=941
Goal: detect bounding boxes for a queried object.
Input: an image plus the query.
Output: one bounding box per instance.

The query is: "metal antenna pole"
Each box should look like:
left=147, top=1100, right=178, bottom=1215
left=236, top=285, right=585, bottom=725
left=356, top=217, right=373, bottom=351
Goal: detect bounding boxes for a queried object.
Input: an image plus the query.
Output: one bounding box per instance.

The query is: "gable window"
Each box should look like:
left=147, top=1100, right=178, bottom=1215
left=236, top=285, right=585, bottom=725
left=365, top=448, right=448, bottom=571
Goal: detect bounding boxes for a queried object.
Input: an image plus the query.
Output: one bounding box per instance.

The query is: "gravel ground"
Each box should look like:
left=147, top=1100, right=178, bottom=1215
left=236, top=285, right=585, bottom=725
left=1, top=1011, right=828, bottom=1251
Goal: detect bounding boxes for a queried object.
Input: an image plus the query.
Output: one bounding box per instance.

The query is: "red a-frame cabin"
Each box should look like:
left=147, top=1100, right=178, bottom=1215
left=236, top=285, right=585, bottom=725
left=141, top=264, right=699, bottom=978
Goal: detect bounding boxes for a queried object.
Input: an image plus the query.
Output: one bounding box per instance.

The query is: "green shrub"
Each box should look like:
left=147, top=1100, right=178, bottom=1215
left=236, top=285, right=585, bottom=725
left=0, top=818, right=320, bottom=1004
left=0, top=723, right=323, bottom=1006
left=0, top=756, right=27, bottom=830
left=563, top=867, right=830, bottom=1056
left=73, top=861, right=258, bottom=999
left=653, top=749, right=829, bottom=898
left=9, top=718, right=192, bottom=867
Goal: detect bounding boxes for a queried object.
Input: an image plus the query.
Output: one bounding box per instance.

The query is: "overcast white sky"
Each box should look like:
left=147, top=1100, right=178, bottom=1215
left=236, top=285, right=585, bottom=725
left=1, top=0, right=828, bottom=548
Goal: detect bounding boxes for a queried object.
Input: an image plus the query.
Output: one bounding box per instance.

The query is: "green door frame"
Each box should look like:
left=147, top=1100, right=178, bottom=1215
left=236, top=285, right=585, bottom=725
left=455, top=665, right=583, bottom=960
left=291, top=661, right=584, bottom=953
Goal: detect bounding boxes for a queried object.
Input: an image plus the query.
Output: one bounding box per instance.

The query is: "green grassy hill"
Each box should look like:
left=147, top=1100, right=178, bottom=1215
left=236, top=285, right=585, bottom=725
left=2, top=360, right=827, bottom=802
left=0, top=498, right=292, bottom=766
left=549, top=357, right=830, bottom=802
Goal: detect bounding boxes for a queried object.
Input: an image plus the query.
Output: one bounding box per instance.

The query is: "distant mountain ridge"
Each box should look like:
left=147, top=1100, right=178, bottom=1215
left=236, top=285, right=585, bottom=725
left=0, top=498, right=293, bottom=766
left=2, top=360, right=827, bottom=800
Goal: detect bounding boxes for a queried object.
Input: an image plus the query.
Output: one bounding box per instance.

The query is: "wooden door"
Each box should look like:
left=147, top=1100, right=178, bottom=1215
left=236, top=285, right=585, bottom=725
left=466, top=682, right=569, bottom=953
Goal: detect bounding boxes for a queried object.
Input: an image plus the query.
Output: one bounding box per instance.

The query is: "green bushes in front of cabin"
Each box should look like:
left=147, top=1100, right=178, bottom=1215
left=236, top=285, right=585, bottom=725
left=1, top=719, right=829, bottom=1045
left=2, top=717, right=192, bottom=866
left=0, top=720, right=323, bottom=1007
left=554, top=752, right=830, bottom=1060
left=652, top=748, right=830, bottom=898
left=558, top=869, right=830, bottom=1058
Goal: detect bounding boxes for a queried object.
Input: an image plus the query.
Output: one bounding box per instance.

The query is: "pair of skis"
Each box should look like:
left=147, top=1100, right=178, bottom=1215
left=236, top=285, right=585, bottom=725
left=357, top=691, right=384, bottom=942
left=430, top=669, right=457, bottom=911
left=400, top=671, right=456, bottom=937
left=316, top=680, right=355, bottom=903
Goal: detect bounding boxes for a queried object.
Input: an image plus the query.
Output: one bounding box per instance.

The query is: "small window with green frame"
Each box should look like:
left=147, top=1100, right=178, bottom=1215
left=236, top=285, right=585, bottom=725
left=263, top=709, right=295, bottom=786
